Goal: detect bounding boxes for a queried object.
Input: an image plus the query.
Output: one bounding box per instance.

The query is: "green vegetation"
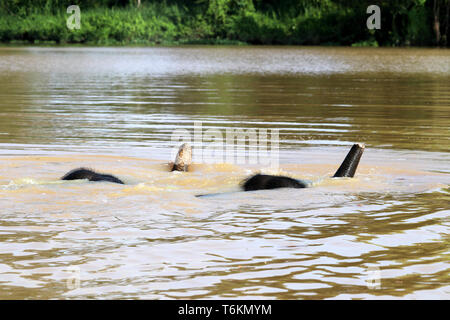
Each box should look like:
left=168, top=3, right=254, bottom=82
left=0, top=0, right=448, bottom=46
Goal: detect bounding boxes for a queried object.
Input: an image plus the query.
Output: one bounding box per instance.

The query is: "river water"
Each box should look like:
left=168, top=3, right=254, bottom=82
left=0, top=46, right=449, bottom=299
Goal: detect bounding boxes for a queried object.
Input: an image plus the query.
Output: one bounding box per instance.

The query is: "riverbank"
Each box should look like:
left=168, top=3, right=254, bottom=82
left=0, top=1, right=447, bottom=47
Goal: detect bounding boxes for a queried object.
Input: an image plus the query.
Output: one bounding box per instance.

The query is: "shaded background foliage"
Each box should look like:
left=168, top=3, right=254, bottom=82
left=0, top=0, right=448, bottom=46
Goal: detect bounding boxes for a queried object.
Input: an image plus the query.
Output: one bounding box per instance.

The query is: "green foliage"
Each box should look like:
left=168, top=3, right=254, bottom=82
left=0, top=0, right=446, bottom=46
left=229, top=11, right=290, bottom=44
left=351, top=39, right=379, bottom=47
left=406, top=5, right=432, bottom=46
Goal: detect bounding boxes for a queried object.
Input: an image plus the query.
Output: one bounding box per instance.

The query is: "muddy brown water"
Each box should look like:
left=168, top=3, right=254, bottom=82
left=0, top=46, right=449, bottom=299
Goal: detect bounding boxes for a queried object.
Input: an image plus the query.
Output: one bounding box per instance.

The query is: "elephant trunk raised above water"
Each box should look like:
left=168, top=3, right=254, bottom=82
left=61, top=143, right=365, bottom=193
left=61, top=143, right=193, bottom=184
left=332, top=143, right=365, bottom=178
left=240, top=143, right=365, bottom=192
left=170, top=143, right=192, bottom=172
